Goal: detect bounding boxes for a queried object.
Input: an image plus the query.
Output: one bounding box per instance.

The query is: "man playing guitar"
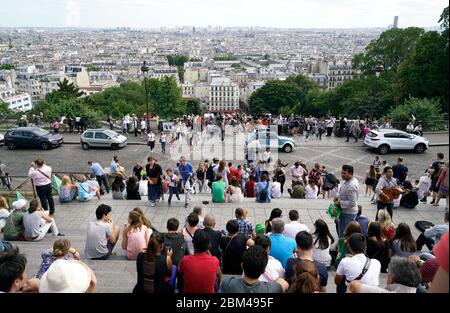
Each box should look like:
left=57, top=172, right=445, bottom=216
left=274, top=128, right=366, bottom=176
left=375, top=166, right=403, bottom=220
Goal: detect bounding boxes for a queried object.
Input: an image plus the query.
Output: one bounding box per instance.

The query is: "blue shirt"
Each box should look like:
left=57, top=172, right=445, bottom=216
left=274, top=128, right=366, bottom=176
left=90, top=163, right=104, bottom=176
left=178, top=163, right=193, bottom=181
left=269, top=233, right=296, bottom=268
left=356, top=216, right=369, bottom=237
left=251, top=167, right=260, bottom=182
left=256, top=181, right=272, bottom=202
left=110, top=161, right=118, bottom=174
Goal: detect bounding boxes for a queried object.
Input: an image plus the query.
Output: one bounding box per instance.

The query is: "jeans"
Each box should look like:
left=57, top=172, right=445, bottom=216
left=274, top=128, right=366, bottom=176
left=168, top=186, right=180, bottom=204
left=36, top=183, right=55, bottom=215
left=148, top=184, right=162, bottom=202
left=338, top=213, right=357, bottom=237
left=161, top=142, right=166, bottom=154
left=416, top=233, right=434, bottom=251
left=346, top=132, right=358, bottom=142
left=149, top=141, right=155, bottom=151
left=96, top=175, right=109, bottom=194
left=376, top=202, right=394, bottom=220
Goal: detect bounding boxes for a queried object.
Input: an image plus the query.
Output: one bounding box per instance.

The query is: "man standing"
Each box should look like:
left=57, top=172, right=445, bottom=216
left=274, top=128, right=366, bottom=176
left=289, top=161, right=306, bottom=188
left=430, top=153, right=445, bottom=205
left=88, top=161, right=109, bottom=195
left=392, top=157, right=408, bottom=186
left=375, top=166, right=401, bottom=220
left=146, top=156, right=163, bottom=207
left=326, top=116, right=335, bottom=137
left=178, top=156, right=193, bottom=186
left=28, top=159, right=56, bottom=216
left=334, top=165, right=359, bottom=237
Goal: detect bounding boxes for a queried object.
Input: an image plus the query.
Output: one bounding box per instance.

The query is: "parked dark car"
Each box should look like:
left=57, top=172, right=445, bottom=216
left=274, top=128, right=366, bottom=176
left=4, top=127, right=63, bottom=150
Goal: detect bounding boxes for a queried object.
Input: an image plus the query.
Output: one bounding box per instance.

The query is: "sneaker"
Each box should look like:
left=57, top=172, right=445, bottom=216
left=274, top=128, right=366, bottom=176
left=184, top=203, right=189, bottom=208
left=430, top=199, right=435, bottom=204
left=150, top=202, right=156, bottom=207
left=56, top=233, right=65, bottom=237
left=420, top=199, right=427, bottom=203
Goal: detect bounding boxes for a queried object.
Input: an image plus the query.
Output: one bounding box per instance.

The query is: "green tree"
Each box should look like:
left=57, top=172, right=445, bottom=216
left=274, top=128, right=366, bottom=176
left=352, top=27, right=425, bottom=75
left=45, top=78, right=84, bottom=103
left=213, top=55, right=238, bottom=61
left=0, top=64, right=14, bottom=70
left=146, top=77, right=185, bottom=118
left=389, top=97, right=444, bottom=130
left=184, top=98, right=203, bottom=115
left=167, top=55, right=189, bottom=82
left=249, top=80, right=300, bottom=114
left=0, top=100, right=11, bottom=115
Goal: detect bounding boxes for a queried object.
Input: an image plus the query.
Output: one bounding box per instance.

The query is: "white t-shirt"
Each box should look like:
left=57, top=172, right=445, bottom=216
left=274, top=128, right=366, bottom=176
left=283, top=221, right=310, bottom=240
left=305, top=185, right=318, bottom=199
left=147, top=133, right=155, bottom=142
left=336, top=253, right=381, bottom=286
left=417, top=175, right=432, bottom=200
left=271, top=182, right=282, bottom=198
left=312, top=235, right=332, bottom=267
left=259, top=256, right=285, bottom=282
left=138, top=180, right=148, bottom=196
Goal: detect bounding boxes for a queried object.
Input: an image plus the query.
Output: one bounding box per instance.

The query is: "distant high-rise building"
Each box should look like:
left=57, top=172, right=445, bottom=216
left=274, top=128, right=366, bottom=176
left=193, top=26, right=196, bottom=33
left=393, top=16, right=399, bottom=28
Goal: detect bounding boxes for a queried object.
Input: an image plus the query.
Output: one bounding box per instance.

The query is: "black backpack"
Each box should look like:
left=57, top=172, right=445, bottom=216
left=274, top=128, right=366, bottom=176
left=257, top=182, right=270, bottom=202
left=206, top=164, right=216, bottom=182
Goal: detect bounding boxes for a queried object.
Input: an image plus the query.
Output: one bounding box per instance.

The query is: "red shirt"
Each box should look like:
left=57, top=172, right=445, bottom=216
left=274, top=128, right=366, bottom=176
left=433, top=230, right=449, bottom=273
left=178, top=253, right=220, bottom=293
left=245, top=180, right=256, bottom=197
left=228, top=167, right=236, bottom=183
left=382, top=226, right=395, bottom=241
left=234, top=169, right=242, bottom=182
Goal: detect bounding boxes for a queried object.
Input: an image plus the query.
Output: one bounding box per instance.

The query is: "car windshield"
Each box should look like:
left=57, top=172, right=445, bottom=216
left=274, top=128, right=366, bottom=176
left=34, top=129, right=49, bottom=136
left=104, top=130, right=118, bottom=138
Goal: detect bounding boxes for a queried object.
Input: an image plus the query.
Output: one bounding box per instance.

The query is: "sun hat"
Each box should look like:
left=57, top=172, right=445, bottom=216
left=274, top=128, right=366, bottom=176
left=12, top=199, right=27, bottom=210
left=39, top=260, right=91, bottom=293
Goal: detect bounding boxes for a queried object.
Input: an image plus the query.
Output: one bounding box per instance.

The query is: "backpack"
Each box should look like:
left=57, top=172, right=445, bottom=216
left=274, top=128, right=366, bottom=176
left=257, top=182, right=270, bottom=202
left=206, top=164, right=216, bottom=182
left=163, top=233, right=186, bottom=265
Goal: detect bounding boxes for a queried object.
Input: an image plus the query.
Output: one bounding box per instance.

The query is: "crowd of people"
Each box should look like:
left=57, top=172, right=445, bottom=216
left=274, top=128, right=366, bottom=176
left=0, top=148, right=448, bottom=294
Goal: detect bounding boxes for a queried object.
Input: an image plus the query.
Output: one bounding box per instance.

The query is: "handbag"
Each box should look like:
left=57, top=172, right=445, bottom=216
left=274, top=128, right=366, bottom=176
left=327, top=203, right=342, bottom=219
left=149, top=177, right=158, bottom=185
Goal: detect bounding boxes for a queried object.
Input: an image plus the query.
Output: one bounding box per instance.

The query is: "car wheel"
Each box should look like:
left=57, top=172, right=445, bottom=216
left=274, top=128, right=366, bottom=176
left=82, top=142, right=90, bottom=150
left=7, top=142, right=15, bottom=150
left=111, top=143, right=119, bottom=150
left=282, top=144, right=293, bottom=153
left=41, top=142, right=50, bottom=150
left=378, top=144, right=390, bottom=155
left=414, top=143, right=426, bottom=154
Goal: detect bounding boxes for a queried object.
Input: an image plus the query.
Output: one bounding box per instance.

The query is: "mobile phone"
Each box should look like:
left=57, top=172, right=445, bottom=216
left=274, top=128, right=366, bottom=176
left=202, top=201, right=209, bottom=205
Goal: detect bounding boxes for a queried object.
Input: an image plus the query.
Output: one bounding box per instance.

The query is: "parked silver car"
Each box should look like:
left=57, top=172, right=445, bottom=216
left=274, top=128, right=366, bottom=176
left=80, top=129, right=127, bottom=150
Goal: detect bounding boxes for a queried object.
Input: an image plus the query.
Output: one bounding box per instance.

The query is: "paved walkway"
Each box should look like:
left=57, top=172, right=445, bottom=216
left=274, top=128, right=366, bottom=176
left=3, top=192, right=446, bottom=293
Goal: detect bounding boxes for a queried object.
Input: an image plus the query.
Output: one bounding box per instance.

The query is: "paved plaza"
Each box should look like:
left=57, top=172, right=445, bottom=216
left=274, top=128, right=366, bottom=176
left=0, top=131, right=448, bottom=293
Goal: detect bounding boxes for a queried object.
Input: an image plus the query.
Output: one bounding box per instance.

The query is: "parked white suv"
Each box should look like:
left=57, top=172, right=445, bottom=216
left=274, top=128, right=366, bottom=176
left=364, top=129, right=429, bottom=155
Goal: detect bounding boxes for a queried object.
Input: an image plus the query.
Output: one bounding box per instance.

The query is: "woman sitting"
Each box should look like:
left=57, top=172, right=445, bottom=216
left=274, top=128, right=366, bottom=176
left=133, top=232, right=174, bottom=293
left=400, top=181, right=419, bottom=209
left=112, top=175, right=126, bottom=200
left=0, top=196, right=10, bottom=232
left=288, top=260, right=320, bottom=293
left=77, top=176, right=100, bottom=202
left=36, top=238, right=80, bottom=279
left=138, top=175, right=148, bottom=197
left=59, top=175, right=77, bottom=203
left=366, top=221, right=390, bottom=273
left=334, top=221, right=361, bottom=268
left=228, top=177, right=244, bottom=203
left=2, top=199, right=26, bottom=241
left=312, top=219, right=335, bottom=267
left=271, top=177, right=282, bottom=199
left=305, top=180, right=318, bottom=200
left=23, top=199, right=64, bottom=241
left=377, top=209, right=395, bottom=242
left=122, top=210, right=152, bottom=260
left=392, top=223, right=417, bottom=258
left=126, top=176, right=141, bottom=200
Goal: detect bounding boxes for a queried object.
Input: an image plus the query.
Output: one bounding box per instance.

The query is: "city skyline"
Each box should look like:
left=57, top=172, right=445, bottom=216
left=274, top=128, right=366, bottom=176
left=0, top=0, right=447, bottom=29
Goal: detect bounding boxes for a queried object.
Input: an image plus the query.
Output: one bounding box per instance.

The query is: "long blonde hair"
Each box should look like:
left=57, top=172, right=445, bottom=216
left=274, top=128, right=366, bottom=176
left=377, top=209, right=394, bottom=229
left=61, top=175, right=72, bottom=187
left=0, top=196, right=9, bottom=209
left=52, top=239, right=71, bottom=257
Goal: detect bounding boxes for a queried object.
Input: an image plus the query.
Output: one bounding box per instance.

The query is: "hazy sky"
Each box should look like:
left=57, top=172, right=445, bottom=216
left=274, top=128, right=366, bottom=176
left=0, top=0, right=447, bottom=28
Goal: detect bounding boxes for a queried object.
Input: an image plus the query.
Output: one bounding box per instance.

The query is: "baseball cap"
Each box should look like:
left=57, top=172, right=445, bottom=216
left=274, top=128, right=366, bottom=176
left=39, top=260, right=92, bottom=293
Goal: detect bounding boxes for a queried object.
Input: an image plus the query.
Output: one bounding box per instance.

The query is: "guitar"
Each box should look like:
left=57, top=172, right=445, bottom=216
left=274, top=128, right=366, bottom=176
left=379, top=187, right=405, bottom=204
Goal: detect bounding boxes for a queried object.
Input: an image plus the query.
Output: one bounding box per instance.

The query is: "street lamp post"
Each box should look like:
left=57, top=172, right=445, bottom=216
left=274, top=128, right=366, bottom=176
left=375, top=60, right=384, bottom=78
left=141, top=61, right=150, bottom=132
